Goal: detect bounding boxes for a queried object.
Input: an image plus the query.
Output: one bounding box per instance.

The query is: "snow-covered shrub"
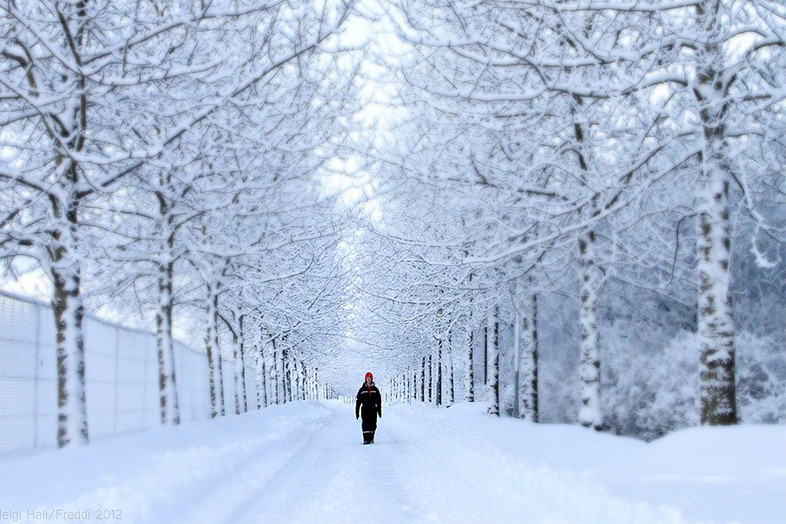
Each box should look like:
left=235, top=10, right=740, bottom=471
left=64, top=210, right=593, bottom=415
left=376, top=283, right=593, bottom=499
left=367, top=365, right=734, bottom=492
left=531, top=274, right=784, bottom=436
left=737, top=331, right=786, bottom=424
left=603, top=323, right=700, bottom=440
left=604, top=324, right=785, bottom=440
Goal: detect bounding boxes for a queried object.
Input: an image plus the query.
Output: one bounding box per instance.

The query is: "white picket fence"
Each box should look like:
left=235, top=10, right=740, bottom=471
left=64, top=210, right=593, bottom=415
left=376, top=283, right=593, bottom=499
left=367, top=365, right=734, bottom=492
left=0, top=290, right=254, bottom=454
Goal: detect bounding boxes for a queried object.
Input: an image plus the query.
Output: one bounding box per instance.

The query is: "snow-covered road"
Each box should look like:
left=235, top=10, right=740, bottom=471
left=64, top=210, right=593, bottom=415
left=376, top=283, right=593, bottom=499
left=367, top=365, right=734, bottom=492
left=224, top=405, right=420, bottom=524
left=1, top=400, right=783, bottom=524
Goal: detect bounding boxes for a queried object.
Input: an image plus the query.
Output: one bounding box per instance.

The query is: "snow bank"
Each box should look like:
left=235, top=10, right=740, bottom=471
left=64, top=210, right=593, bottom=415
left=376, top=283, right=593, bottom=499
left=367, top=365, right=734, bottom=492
left=0, top=402, right=331, bottom=523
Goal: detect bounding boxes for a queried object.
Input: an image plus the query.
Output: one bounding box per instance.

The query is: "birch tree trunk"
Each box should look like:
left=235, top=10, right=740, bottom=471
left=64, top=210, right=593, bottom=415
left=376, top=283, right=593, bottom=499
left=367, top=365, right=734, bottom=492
left=517, top=292, right=539, bottom=422
left=483, top=325, right=489, bottom=386
left=570, top=85, right=603, bottom=431
left=272, top=339, right=280, bottom=405
left=155, top=255, right=180, bottom=425
left=408, top=368, right=413, bottom=403
left=154, top=169, right=180, bottom=425
left=299, top=362, right=304, bottom=401
left=298, top=361, right=305, bottom=401
left=436, top=339, right=443, bottom=406
left=233, top=314, right=248, bottom=415
left=205, top=285, right=221, bottom=418
left=216, top=336, right=225, bottom=416
left=291, top=359, right=299, bottom=401
left=447, top=332, right=455, bottom=406
left=284, top=346, right=292, bottom=403
left=421, top=356, right=426, bottom=401
left=487, top=306, right=500, bottom=416
left=256, top=344, right=267, bottom=409
left=466, top=274, right=475, bottom=402
left=694, top=0, right=737, bottom=426
left=428, top=354, right=433, bottom=403
left=53, top=241, right=89, bottom=448
left=578, top=230, right=602, bottom=430
left=465, top=326, right=475, bottom=402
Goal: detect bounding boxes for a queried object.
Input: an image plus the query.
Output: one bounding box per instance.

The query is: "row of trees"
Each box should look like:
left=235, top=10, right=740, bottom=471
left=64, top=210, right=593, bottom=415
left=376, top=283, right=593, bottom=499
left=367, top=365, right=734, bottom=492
left=2, top=0, right=783, bottom=448
left=346, top=0, right=785, bottom=433
left=1, top=0, right=360, bottom=447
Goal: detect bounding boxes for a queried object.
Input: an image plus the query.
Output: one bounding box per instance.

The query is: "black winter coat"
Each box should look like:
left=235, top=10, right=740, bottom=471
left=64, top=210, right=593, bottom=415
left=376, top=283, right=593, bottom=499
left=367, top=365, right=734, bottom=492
left=355, top=382, right=382, bottom=431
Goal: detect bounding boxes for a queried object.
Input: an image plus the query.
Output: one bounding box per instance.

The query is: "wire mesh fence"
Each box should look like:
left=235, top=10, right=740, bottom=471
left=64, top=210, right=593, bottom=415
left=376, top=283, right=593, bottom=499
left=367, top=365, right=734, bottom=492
left=0, top=290, right=254, bottom=454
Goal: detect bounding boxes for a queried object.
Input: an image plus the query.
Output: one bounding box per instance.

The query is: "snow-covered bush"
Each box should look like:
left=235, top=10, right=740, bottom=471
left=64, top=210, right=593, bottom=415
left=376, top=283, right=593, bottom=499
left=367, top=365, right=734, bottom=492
left=737, top=332, right=786, bottom=424
left=602, top=324, right=699, bottom=440
left=603, top=324, right=785, bottom=440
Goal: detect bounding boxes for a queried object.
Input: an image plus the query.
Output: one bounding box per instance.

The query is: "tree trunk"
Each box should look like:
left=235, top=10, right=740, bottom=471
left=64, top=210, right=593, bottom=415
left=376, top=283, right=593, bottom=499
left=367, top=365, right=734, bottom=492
left=53, top=254, right=89, bottom=448
left=695, top=0, right=737, bottom=425
left=466, top=273, right=476, bottom=402
left=273, top=339, right=281, bottom=405
left=300, top=362, right=306, bottom=400
left=256, top=343, right=267, bottom=409
left=298, top=361, right=304, bottom=400
left=571, top=86, right=602, bottom=431
left=421, top=356, right=426, bottom=402
left=436, top=339, right=443, bottom=406
left=156, top=255, right=180, bottom=425
left=487, top=307, right=500, bottom=416
left=233, top=314, right=248, bottom=415
left=291, top=359, right=298, bottom=401
left=216, top=337, right=225, bottom=416
left=407, top=369, right=412, bottom=403
left=466, top=326, right=475, bottom=402
left=518, top=291, right=539, bottom=422
left=428, top=354, right=433, bottom=403
left=154, top=171, right=180, bottom=426
left=284, top=346, right=292, bottom=403
left=578, top=231, right=602, bottom=430
left=205, top=285, right=221, bottom=418
left=483, top=324, right=488, bottom=385
left=447, top=331, right=455, bottom=405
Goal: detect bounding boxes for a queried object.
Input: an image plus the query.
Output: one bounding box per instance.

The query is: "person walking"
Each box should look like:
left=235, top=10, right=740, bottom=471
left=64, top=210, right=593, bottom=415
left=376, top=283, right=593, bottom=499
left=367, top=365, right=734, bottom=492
left=355, top=372, right=382, bottom=444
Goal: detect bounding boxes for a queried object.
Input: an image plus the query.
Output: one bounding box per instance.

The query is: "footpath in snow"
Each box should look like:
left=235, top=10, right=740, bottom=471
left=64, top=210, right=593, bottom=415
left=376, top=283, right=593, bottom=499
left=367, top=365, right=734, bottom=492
left=0, top=400, right=784, bottom=524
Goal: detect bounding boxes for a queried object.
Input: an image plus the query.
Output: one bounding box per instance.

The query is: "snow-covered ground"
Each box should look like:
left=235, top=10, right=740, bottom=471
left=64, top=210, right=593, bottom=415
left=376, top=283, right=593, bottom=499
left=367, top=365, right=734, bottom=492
left=1, top=400, right=783, bottom=524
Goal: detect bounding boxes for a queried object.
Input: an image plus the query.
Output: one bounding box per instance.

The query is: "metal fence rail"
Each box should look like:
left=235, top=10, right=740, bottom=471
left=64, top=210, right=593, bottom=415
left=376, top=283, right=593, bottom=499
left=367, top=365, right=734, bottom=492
left=0, top=290, right=251, bottom=454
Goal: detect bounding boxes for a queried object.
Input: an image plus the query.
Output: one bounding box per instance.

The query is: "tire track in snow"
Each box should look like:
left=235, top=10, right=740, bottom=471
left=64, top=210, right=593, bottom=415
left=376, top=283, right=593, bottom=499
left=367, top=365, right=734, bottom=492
left=67, top=407, right=331, bottom=523
left=179, top=411, right=332, bottom=523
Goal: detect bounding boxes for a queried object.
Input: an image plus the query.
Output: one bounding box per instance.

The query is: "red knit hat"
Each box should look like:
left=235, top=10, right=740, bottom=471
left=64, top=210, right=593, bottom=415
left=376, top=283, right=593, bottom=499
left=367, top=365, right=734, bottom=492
left=365, top=372, right=373, bottom=380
